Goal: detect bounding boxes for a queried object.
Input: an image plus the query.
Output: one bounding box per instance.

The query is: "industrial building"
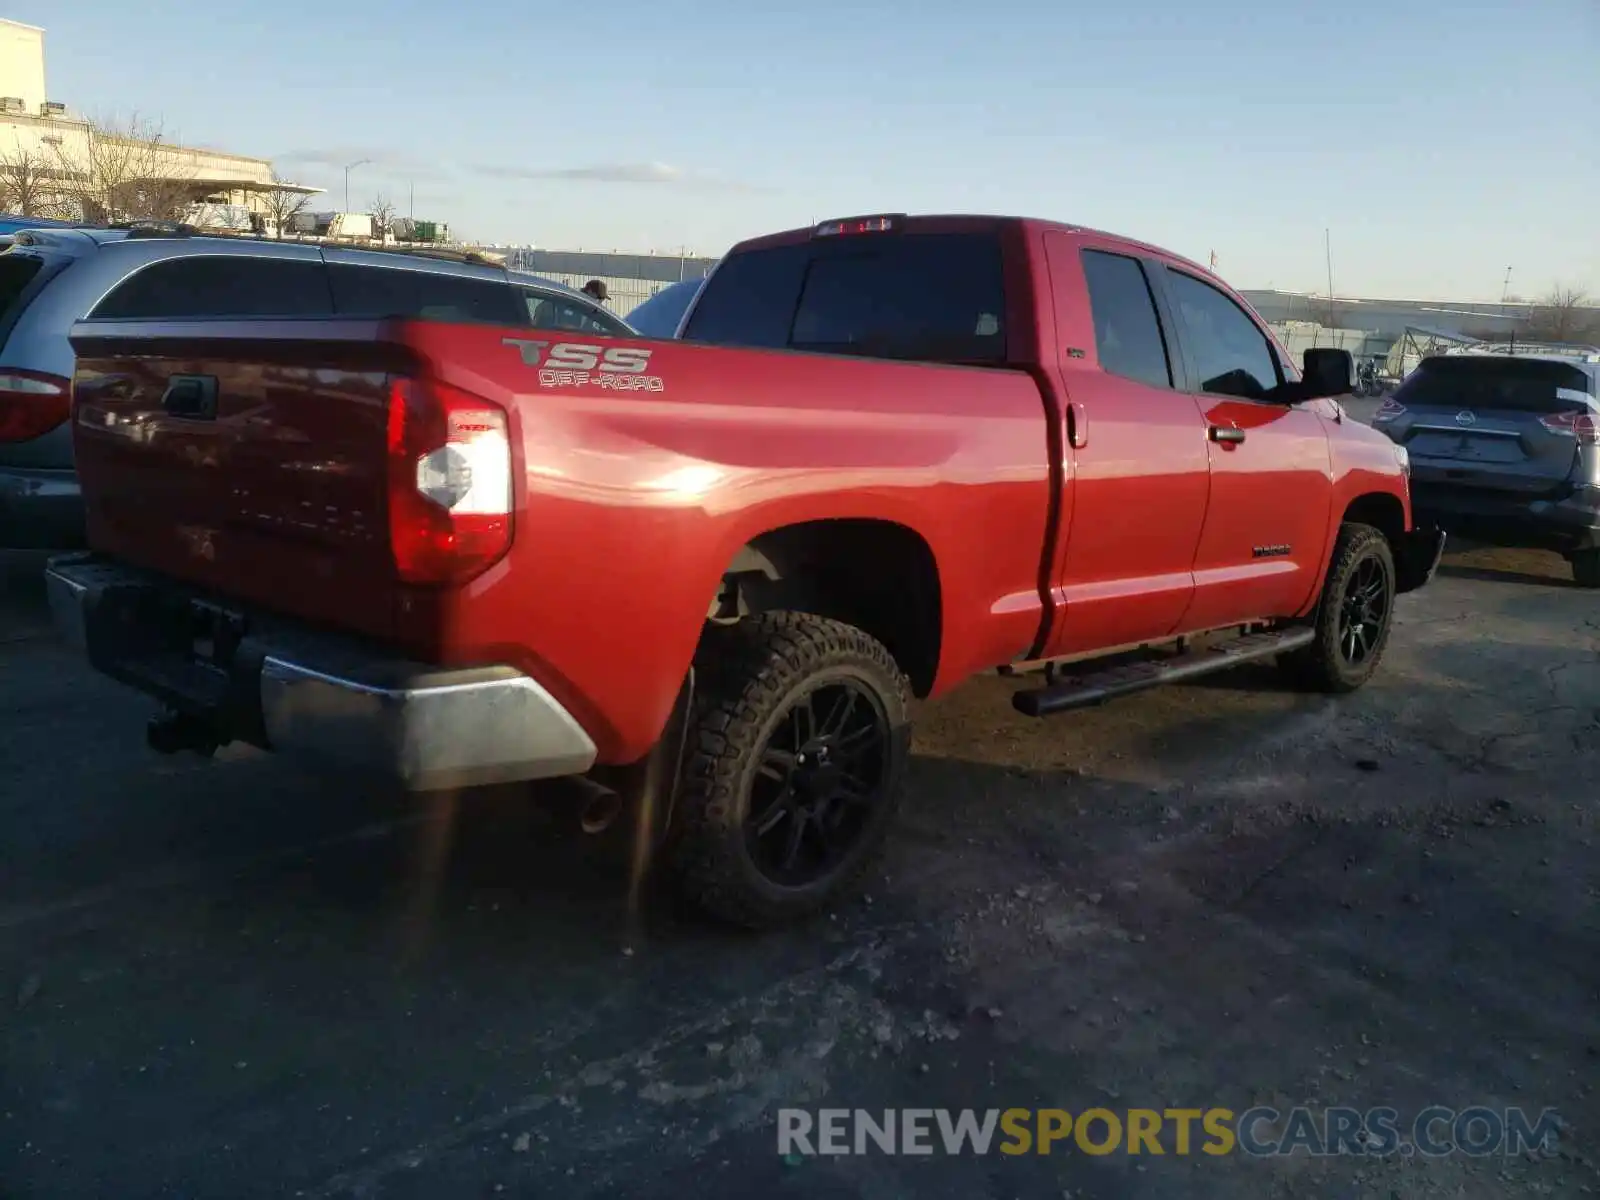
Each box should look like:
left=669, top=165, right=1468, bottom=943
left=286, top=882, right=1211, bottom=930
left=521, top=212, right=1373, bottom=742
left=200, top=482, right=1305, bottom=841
left=0, top=19, right=319, bottom=223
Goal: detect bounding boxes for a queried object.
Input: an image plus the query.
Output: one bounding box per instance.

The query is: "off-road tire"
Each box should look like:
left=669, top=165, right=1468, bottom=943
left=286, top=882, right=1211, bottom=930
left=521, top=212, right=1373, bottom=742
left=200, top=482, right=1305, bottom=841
left=666, top=611, right=911, bottom=929
left=1279, top=522, right=1397, bottom=694
left=1571, top=549, right=1600, bottom=589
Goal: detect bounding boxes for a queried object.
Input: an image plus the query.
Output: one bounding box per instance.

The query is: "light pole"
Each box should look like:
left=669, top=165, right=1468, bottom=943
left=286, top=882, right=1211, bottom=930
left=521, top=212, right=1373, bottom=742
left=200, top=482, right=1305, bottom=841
left=343, top=159, right=371, bottom=211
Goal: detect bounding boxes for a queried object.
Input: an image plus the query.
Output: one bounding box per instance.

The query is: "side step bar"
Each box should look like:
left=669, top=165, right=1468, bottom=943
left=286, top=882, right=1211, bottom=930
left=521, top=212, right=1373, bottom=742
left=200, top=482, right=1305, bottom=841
left=1011, top=627, right=1316, bottom=718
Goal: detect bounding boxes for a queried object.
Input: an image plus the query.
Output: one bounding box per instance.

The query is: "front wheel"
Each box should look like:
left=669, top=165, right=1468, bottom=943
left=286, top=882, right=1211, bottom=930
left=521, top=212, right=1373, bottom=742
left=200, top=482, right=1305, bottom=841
left=1280, top=522, right=1397, bottom=693
left=667, top=612, right=912, bottom=929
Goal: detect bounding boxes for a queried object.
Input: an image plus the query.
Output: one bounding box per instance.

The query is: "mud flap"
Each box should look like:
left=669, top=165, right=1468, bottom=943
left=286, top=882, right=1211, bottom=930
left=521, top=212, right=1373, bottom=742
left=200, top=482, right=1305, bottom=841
left=1395, top=525, right=1447, bottom=595
left=595, top=670, right=695, bottom=902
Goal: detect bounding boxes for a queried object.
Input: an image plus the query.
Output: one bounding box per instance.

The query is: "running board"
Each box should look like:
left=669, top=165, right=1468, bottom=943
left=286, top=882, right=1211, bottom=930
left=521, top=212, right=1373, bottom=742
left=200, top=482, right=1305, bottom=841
left=1011, top=628, right=1316, bottom=718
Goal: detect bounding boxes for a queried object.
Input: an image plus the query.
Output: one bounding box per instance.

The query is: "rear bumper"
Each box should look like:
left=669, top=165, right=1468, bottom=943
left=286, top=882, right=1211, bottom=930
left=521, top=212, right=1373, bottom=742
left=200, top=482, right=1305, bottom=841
left=45, top=554, right=598, bottom=791
left=1394, top=524, right=1446, bottom=594
left=0, top=466, right=84, bottom=556
left=1410, top=482, right=1600, bottom=553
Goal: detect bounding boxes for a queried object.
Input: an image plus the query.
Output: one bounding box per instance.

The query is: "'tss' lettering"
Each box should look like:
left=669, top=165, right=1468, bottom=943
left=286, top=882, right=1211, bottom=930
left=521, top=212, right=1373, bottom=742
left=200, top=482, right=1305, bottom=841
left=547, top=343, right=602, bottom=371
left=599, top=347, right=653, bottom=374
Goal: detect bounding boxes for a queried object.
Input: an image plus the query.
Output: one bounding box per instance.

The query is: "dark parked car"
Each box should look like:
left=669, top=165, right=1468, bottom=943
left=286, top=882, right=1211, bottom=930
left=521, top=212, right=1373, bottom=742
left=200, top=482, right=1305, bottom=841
left=0, top=226, right=633, bottom=564
left=625, top=277, right=703, bottom=337
left=1372, top=349, right=1600, bottom=586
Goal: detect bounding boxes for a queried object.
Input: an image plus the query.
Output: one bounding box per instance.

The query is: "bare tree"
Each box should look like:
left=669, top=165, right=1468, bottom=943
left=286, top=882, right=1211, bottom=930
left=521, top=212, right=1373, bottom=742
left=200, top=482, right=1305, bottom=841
left=0, top=145, right=70, bottom=217
left=369, top=192, right=396, bottom=242
left=257, top=171, right=312, bottom=238
left=51, top=113, right=197, bottom=224
left=1524, top=287, right=1600, bottom=345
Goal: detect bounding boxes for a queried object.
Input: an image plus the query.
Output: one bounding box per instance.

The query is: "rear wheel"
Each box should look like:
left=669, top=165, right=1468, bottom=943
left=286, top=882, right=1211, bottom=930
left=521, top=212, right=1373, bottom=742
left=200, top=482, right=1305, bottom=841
left=1571, top=549, right=1600, bottom=589
left=667, top=611, right=911, bottom=929
left=1280, top=522, right=1397, bottom=693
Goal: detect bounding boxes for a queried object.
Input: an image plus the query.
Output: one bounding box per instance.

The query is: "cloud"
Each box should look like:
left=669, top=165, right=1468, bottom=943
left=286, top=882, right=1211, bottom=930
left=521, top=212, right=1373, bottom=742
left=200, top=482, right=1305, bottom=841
left=471, top=161, right=765, bottom=191
left=273, top=147, right=452, bottom=180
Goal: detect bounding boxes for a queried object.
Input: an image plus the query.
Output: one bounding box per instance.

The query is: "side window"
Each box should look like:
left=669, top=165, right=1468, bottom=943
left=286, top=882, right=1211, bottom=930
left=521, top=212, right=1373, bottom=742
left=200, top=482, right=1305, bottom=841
left=327, top=263, right=525, bottom=325
left=92, top=256, right=332, bottom=318
left=1165, top=270, right=1280, bottom=400
left=1079, top=250, right=1173, bottom=389
left=521, top=289, right=630, bottom=337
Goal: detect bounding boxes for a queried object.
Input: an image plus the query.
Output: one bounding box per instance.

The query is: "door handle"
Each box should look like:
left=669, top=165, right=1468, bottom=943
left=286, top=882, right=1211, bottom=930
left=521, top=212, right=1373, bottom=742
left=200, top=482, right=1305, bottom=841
left=1208, top=424, right=1245, bottom=445
left=161, top=374, right=219, bottom=420
left=1067, top=401, right=1088, bottom=449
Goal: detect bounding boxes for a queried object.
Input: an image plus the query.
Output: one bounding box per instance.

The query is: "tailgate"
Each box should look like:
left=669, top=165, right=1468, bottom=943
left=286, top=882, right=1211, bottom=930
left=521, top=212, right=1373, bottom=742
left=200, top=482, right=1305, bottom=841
left=1382, top=356, right=1595, bottom=496
left=68, top=319, right=420, bottom=640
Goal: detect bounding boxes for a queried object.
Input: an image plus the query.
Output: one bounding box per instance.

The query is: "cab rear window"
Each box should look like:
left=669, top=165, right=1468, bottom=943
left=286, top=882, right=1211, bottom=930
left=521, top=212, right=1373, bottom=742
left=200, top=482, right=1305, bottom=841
left=683, top=232, right=1007, bottom=364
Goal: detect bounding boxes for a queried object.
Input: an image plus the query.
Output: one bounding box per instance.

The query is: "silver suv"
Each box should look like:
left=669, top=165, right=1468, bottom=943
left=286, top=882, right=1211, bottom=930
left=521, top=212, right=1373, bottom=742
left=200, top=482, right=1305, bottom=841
left=0, top=225, right=633, bottom=563
left=1372, top=347, right=1600, bottom=586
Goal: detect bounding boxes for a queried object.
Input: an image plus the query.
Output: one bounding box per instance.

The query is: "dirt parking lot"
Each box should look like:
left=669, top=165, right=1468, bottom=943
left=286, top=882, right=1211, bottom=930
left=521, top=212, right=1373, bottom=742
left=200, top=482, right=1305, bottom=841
left=2, top=536, right=1597, bottom=1199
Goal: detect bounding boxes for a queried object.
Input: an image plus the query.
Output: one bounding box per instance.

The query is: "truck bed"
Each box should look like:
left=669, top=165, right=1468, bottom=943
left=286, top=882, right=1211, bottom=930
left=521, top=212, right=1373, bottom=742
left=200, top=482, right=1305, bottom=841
left=67, top=315, right=1056, bottom=760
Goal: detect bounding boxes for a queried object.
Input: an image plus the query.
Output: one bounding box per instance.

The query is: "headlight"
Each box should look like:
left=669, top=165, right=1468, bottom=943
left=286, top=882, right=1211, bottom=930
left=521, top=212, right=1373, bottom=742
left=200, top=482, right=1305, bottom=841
left=1394, top=444, right=1409, bottom=475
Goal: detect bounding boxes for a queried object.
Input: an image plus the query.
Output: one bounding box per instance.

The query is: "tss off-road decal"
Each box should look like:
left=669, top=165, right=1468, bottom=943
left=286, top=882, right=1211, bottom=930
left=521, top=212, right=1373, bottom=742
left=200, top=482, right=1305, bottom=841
left=502, top=338, right=665, bottom=392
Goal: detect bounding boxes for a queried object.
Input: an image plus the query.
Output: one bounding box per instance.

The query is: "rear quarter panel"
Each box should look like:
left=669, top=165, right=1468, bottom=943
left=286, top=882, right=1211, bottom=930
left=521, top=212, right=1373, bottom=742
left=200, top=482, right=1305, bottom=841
left=397, top=324, right=1054, bottom=763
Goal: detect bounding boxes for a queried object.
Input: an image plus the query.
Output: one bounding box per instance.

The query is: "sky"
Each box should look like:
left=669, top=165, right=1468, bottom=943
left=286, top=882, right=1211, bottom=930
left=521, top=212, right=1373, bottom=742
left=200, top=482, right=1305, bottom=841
left=19, top=0, right=1599, bottom=301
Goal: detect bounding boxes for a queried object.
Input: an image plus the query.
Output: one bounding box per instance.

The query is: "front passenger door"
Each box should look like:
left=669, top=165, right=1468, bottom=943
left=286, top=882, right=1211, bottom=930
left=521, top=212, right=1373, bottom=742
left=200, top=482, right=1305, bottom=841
left=1158, top=266, right=1334, bottom=630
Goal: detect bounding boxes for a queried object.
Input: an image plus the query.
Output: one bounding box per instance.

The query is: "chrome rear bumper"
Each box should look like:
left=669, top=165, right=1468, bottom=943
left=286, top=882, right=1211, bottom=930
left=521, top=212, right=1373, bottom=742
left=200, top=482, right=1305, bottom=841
left=46, top=554, right=597, bottom=791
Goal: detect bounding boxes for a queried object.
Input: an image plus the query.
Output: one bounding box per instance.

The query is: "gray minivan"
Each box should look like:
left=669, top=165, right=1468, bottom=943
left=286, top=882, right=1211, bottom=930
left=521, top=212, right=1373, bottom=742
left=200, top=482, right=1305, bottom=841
left=0, top=225, right=633, bottom=563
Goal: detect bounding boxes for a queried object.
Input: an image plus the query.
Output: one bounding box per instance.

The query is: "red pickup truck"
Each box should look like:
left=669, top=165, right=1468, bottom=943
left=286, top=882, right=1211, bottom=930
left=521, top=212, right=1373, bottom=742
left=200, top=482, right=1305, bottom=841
left=46, top=214, right=1443, bottom=927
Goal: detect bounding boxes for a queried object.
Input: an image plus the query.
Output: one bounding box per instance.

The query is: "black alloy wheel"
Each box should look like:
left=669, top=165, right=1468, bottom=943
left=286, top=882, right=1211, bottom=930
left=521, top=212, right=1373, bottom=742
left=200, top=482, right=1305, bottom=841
left=744, top=679, right=891, bottom=888
left=1280, top=522, right=1397, bottom=694
left=668, top=611, right=911, bottom=928
left=1338, top=555, right=1391, bottom=666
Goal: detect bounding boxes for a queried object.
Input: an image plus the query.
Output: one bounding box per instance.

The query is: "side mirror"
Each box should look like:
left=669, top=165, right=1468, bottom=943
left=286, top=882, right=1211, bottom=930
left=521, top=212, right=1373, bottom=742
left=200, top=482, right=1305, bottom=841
left=1301, top=348, right=1354, bottom=399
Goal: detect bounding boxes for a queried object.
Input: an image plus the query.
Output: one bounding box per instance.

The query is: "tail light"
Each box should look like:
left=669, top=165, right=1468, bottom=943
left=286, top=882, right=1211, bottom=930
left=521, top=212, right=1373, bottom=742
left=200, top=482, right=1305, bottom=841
left=1538, top=410, right=1600, bottom=445
left=1371, top=398, right=1406, bottom=423
left=386, top=377, right=513, bottom=585
left=0, top=369, right=71, bottom=442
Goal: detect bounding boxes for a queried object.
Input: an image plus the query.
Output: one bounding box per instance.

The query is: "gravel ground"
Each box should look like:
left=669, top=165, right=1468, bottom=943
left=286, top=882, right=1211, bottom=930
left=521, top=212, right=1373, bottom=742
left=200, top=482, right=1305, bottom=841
left=1, top=536, right=1596, bottom=1200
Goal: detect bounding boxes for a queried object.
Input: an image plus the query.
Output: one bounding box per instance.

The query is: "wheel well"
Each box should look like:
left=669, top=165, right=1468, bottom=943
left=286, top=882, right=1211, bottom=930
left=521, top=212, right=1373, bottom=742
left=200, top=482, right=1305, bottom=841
left=714, top=519, right=942, bottom=696
left=1342, top=492, right=1406, bottom=553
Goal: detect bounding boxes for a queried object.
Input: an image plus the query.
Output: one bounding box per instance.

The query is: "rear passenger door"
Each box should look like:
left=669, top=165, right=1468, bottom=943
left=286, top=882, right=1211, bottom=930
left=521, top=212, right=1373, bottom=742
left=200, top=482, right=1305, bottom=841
left=1154, top=265, right=1333, bottom=629
left=1037, top=235, right=1212, bottom=658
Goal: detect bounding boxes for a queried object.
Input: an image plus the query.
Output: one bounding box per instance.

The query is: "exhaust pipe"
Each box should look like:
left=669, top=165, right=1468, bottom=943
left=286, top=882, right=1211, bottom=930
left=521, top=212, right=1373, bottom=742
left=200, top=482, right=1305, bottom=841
left=579, top=786, right=624, bottom=835
left=146, top=710, right=221, bottom=758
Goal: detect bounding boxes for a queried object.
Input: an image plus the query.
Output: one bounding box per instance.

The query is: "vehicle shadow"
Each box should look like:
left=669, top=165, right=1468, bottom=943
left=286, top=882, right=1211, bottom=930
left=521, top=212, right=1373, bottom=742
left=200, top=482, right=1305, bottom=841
left=1435, top=561, right=1578, bottom=589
